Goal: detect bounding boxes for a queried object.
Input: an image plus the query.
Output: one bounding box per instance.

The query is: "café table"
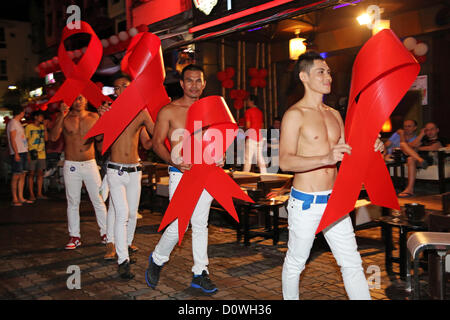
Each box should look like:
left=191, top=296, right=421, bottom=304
left=376, top=212, right=428, bottom=280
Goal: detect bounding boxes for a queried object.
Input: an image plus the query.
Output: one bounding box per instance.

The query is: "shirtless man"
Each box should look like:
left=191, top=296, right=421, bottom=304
left=145, top=64, right=218, bottom=293
left=98, top=74, right=154, bottom=279
left=50, top=95, right=107, bottom=250
left=279, top=51, right=382, bottom=300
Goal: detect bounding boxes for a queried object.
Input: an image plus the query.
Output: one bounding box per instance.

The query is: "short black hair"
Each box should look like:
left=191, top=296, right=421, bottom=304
left=111, top=72, right=131, bottom=85
left=180, top=64, right=204, bottom=80
left=273, top=117, right=281, bottom=122
left=295, top=51, right=324, bottom=75
left=11, top=105, right=24, bottom=116
left=249, top=94, right=258, bottom=104
left=404, top=119, right=418, bottom=127
left=31, top=110, right=44, bottom=119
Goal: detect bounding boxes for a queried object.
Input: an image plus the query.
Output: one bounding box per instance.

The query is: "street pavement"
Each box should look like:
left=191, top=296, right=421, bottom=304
left=0, top=190, right=435, bottom=301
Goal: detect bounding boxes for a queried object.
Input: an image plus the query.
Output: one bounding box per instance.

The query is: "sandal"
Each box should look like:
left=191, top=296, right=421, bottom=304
left=20, top=199, right=35, bottom=204
left=398, top=192, right=414, bottom=198
left=11, top=201, right=23, bottom=207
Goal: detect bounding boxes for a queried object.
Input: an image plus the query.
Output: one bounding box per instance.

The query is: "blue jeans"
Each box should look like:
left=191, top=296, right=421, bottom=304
left=10, top=152, right=28, bottom=174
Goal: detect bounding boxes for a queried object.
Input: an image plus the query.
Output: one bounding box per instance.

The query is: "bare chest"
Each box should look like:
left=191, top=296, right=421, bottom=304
left=63, top=115, right=93, bottom=138
left=300, top=110, right=341, bottom=145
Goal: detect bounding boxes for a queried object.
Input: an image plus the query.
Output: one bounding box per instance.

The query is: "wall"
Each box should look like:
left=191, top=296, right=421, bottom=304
left=0, top=20, right=39, bottom=103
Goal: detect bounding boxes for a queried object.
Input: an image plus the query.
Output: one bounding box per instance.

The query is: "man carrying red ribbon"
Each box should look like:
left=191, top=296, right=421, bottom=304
left=145, top=64, right=253, bottom=293
left=279, top=52, right=383, bottom=300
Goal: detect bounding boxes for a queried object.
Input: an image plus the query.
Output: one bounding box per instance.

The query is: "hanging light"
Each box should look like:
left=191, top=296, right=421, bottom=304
left=372, top=19, right=390, bottom=35
left=381, top=118, right=392, bottom=132
left=357, top=13, right=371, bottom=25
left=289, top=29, right=306, bottom=60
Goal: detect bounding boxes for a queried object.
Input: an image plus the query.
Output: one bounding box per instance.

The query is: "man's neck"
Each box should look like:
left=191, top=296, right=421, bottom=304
left=180, top=95, right=199, bottom=108
left=71, top=109, right=87, bottom=117
left=301, top=90, right=324, bottom=110
left=13, top=115, right=22, bottom=121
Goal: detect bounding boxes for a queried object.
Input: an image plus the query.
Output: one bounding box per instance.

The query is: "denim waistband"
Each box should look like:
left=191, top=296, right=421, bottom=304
left=169, top=166, right=182, bottom=173
left=290, top=188, right=331, bottom=210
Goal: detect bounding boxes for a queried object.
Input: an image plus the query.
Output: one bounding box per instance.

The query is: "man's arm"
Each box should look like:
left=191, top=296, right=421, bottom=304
left=408, top=128, right=425, bottom=148
left=9, top=129, right=21, bottom=161
left=152, top=107, right=178, bottom=167
left=139, top=127, right=152, bottom=150
left=49, top=102, right=69, bottom=141
left=418, top=141, right=442, bottom=151
left=279, top=108, right=351, bottom=173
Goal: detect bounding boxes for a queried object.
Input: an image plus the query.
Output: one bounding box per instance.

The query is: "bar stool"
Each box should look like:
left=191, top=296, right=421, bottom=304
left=406, top=232, right=450, bottom=299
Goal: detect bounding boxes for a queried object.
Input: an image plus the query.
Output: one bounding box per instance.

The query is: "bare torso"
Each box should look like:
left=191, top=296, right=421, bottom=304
left=63, top=111, right=99, bottom=161
left=290, top=102, right=343, bottom=192
left=110, top=110, right=151, bottom=164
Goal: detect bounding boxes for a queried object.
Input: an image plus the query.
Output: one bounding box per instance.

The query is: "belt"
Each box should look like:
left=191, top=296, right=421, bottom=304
left=169, top=166, right=182, bottom=173
left=107, top=163, right=142, bottom=173
left=290, top=188, right=331, bottom=210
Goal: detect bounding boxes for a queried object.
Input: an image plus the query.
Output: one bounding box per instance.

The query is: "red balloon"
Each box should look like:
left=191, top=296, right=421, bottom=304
left=217, top=71, right=227, bottom=82
left=234, top=99, right=244, bottom=110
left=416, top=55, right=426, bottom=64
left=250, top=78, right=259, bottom=88
left=248, top=68, right=259, bottom=78
left=222, top=79, right=234, bottom=89
left=258, top=78, right=267, bottom=88
left=258, top=68, right=268, bottom=78
left=230, top=89, right=238, bottom=99
left=225, top=67, right=235, bottom=78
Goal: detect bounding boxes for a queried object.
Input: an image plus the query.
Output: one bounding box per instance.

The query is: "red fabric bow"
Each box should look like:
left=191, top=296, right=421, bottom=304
left=84, top=32, right=170, bottom=154
left=45, top=21, right=112, bottom=109
left=316, top=29, right=420, bottom=234
left=157, top=96, right=254, bottom=244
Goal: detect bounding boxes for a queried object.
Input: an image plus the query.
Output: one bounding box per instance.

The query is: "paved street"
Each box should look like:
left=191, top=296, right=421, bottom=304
left=0, top=190, right=433, bottom=301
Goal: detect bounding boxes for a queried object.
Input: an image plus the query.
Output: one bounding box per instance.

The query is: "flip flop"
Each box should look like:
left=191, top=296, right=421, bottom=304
left=20, top=199, right=35, bottom=204
left=398, top=192, right=414, bottom=198
left=11, top=202, right=23, bottom=207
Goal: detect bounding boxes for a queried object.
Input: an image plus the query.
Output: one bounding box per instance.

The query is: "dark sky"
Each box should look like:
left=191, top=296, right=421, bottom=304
left=0, top=0, right=32, bottom=22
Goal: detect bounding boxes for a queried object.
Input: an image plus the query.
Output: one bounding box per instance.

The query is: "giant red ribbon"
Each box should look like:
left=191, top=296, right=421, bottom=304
left=46, top=21, right=112, bottom=108
left=84, top=32, right=170, bottom=154
left=158, top=96, right=254, bottom=244
left=316, top=29, right=420, bottom=234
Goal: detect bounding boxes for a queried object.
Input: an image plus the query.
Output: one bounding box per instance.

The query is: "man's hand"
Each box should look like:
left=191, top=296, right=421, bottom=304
left=98, top=101, right=112, bottom=117
left=14, top=153, right=20, bottom=162
left=325, top=143, right=352, bottom=165
left=60, top=102, right=70, bottom=117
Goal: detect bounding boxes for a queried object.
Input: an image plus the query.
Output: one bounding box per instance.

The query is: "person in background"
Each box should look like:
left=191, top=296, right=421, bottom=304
left=384, top=119, right=417, bottom=161
left=397, top=122, right=446, bottom=197
left=7, top=105, right=32, bottom=206
left=243, top=95, right=267, bottom=173
left=25, top=110, right=48, bottom=200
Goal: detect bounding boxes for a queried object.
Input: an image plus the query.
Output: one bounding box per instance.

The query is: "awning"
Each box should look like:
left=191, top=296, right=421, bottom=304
left=164, top=0, right=339, bottom=51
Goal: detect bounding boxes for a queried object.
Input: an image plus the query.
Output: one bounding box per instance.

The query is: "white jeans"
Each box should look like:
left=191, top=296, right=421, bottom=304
left=63, top=159, right=107, bottom=238
left=106, top=163, right=142, bottom=265
left=282, top=188, right=371, bottom=300
left=243, top=138, right=267, bottom=173
left=152, top=169, right=213, bottom=275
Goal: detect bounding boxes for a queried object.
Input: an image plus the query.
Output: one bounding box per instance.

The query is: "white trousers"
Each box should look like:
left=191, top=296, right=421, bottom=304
left=63, top=159, right=107, bottom=238
left=282, top=188, right=371, bottom=300
left=243, top=138, right=267, bottom=173
left=152, top=170, right=213, bottom=275
left=106, top=163, right=142, bottom=265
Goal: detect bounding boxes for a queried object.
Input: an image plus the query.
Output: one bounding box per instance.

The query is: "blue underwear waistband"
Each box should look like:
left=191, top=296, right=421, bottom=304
left=169, top=166, right=182, bottom=173
left=290, top=188, right=331, bottom=210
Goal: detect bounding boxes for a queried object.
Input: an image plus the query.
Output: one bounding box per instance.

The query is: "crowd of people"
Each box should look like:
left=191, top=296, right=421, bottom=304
left=3, top=51, right=448, bottom=300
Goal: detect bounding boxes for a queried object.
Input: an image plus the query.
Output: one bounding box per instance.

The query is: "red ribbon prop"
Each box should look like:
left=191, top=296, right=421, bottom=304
left=316, top=29, right=420, bottom=234
left=157, top=96, right=254, bottom=244
left=84, top=32, right=170, bottom=154
left=46, top=21, right=112, bottom=108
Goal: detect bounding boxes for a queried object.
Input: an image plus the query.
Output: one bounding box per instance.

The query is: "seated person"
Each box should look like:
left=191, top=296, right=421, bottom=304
left=397, top=122, right=446, bottom=198
left=384, top=119, right=417, bottom=161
